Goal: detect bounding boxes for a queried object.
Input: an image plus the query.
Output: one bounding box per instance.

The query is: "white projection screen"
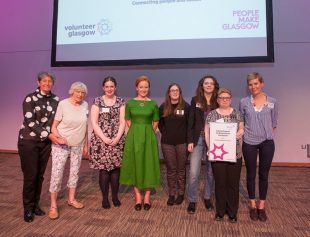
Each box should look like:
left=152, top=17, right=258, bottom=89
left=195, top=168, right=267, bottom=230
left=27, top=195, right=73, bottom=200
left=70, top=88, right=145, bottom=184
left=51, top=0, right=274, bottom=67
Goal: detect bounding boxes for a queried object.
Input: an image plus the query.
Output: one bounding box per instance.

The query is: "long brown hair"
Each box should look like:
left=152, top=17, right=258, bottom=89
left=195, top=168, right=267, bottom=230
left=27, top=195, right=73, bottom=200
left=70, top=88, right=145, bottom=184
left=163, top=83, right=185, bottom=117
left=195, top=75, right=219, bottom=111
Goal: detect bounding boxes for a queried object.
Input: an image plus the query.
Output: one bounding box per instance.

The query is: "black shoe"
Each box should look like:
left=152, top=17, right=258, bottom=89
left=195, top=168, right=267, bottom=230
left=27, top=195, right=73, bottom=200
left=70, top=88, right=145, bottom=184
left=215, top=214, right=224, bottom=221
left=204, top=199, right=214, bottom=210
left=249, top=208, right=258, bottom=221
left=102, top=200, right=111, bottom=209
left=134, top=203, right=142, bottom=211
left=187, top=202, right=196, bottom=214
left=229, top=215, right=237, bottom=223
left=144, top=203, right=151, bottom=211
left=112, top=199, right=121, bottom=207
left=258, top=209, right=267, bottom=222
left=175, top=195, right=184, bottom=205
left=33, top=206, right=45, bottom=216
left=167, top=196, right=175, bottom=206
left=24, top=210, right=34, bottom=223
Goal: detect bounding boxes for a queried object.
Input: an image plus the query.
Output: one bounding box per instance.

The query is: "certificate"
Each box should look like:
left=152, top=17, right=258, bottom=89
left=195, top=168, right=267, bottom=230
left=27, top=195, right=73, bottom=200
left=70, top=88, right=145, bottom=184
left=208, top=122, right=237, bottom=163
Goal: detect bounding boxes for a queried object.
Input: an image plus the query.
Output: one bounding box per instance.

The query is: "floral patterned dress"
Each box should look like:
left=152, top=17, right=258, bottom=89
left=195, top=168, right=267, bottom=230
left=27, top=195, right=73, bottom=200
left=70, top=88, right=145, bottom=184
left=89, top=96, right=125, bottom=171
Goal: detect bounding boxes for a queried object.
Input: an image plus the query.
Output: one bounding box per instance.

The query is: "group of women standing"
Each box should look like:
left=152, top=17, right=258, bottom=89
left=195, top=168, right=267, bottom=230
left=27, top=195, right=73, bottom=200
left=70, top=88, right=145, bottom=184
left=18, top=72, right=277, bottom=224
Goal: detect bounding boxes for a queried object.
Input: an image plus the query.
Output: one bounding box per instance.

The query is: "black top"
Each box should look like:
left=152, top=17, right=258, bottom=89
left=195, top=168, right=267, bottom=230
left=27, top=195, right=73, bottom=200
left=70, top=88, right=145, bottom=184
left=187, top=96, right=217, bottom=146
left=18, top=88, right=59, bottom=142
left=158, top=102, right=190, bottom=145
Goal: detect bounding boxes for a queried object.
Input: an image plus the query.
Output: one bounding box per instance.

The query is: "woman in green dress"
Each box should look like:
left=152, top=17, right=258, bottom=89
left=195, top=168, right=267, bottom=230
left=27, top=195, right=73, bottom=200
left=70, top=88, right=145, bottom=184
left=120, top=75, right=161, bottom=211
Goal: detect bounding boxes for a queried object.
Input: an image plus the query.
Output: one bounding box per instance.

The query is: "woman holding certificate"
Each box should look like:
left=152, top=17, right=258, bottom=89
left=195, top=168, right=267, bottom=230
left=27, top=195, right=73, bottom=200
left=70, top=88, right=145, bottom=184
left=205, top=88, right=244, bottom=222
left=239, top=72, right=278, bottom=222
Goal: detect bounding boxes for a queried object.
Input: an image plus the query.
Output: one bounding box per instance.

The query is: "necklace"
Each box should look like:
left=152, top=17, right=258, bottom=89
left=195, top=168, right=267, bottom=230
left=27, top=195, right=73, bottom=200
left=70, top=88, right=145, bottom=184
left=135, top=97, right=148, bottom=107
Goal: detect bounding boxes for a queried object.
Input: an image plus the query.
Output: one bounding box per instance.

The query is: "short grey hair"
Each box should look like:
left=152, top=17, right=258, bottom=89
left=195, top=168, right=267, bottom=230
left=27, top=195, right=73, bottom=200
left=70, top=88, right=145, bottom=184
left=69, top=82, right=88, bottom=95
left=37, top=71, right=55, bottom=83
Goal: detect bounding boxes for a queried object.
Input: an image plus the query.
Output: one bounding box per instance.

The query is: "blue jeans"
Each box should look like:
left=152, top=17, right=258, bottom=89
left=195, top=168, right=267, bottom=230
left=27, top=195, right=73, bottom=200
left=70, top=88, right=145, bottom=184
left=187, top=136, right=214, bottom=202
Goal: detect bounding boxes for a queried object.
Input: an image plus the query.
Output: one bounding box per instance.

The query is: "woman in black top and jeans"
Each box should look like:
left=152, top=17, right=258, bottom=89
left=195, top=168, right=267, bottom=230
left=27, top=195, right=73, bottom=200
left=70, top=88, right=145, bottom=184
left=187, top=75, right=219, bottom=213
left=159, top=83, right=190, bottom=206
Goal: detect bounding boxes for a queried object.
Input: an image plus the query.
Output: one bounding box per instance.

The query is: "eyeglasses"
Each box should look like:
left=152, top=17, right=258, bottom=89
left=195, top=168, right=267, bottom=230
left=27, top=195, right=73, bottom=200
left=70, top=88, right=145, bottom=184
left=170, top=89, right=180, bottom=93
left=218, top=97, right=231, bottom=101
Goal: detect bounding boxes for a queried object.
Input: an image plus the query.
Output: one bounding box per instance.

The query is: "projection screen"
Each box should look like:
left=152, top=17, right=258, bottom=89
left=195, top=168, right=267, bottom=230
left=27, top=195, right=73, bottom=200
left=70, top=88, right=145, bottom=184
left=51, top=0, right=274, bottom=67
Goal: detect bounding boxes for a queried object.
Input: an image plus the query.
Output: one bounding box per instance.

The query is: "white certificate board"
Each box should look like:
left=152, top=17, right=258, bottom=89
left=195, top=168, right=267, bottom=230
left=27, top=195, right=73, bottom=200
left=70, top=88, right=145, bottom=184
left=208, top=122, right=237, bottom=162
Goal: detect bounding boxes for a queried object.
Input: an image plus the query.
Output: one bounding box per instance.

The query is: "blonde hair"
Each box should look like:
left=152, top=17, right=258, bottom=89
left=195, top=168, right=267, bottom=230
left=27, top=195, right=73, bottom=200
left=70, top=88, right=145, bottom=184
left=247, top=72, right=264, bottom=84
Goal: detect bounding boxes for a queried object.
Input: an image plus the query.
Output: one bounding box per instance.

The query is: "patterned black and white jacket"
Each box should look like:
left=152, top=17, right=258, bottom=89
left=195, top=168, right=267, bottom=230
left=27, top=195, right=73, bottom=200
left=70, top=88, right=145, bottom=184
left=18, top=88, right=59, bottom=142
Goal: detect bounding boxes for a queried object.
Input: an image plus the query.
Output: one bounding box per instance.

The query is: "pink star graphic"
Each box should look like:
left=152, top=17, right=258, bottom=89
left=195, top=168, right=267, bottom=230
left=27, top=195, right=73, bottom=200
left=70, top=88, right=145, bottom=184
left=209, top=143, right=229, bottom=160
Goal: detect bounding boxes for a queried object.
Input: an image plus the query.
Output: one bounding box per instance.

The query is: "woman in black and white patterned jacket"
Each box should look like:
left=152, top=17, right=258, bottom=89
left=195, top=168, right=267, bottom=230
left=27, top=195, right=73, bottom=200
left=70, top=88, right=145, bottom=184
left=18, top=72, right=60, bottom=223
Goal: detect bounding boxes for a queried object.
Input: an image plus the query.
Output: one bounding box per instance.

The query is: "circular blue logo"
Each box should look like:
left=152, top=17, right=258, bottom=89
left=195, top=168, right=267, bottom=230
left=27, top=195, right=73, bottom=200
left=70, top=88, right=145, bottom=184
left=97, top=19, right=112, bottom=35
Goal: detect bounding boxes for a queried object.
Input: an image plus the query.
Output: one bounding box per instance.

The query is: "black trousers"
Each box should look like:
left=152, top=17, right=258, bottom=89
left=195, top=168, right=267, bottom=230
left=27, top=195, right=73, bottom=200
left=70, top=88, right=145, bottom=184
left=18, top=139, right=51, bottom=211
left=161, top=143, right=187, bottom=196
left=242, top=140, right=275, bottom=200
left=212, top=158, right=242, bottom=217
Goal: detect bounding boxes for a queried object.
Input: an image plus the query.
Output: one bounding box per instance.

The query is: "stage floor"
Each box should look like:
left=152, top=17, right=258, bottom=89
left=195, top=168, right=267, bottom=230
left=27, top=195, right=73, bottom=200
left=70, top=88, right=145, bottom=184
left=0, top=153, right=309, bottom=237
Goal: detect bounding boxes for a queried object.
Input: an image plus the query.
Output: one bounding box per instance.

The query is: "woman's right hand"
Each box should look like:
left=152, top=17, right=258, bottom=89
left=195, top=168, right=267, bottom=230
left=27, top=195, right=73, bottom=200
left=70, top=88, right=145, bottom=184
left=57, top=137, right=67, bottom=145
left=102, top=137, right=113, bottom=145
left=188, top=143, right=194, bottom=153
left=49, top=133, right=66, bottom=145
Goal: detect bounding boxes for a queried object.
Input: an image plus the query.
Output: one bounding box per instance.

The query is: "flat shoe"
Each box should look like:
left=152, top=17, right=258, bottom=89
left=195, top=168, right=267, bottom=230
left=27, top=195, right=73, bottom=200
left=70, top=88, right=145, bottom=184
left=229, top=216, right=237, bottom=223
left=215, top=214, right=224, bottom=221
left=24, top=210, right=34, bottom=223
left=187, top=202, right=196, bottom=214
left=102, top=200, right=111, bottom=209
left=204, top=199, right=214, bottom=210
left=112, top=199, right=121, bottom=207
left=249, top=207, right=258, bottom=221
left=167, top=196, right=175, bottom=206
left=258, top=208, right=267, bottom=222
left=68, top=200, right=84, bottom=209
left=48, top=207, right=59, bottom=220
left=34, top=206, right=45, bottom=216
left=144, top=203, right=151, bottom=211
left=175, top=195, right=184, bottom=205
left=134, top=203, right=142, bottom=211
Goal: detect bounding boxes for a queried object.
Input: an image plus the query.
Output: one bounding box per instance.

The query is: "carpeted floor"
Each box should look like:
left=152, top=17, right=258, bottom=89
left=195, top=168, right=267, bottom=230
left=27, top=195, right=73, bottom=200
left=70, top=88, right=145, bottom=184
left=0, top=153, right=309, bottom=237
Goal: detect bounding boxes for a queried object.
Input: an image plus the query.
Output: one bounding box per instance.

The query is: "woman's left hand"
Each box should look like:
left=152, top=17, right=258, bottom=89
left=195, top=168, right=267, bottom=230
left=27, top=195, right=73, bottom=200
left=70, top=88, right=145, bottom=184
left=110, top=137, right=120, bottom=146
left=236, top=129, right=244, bottom=140
left=82, top=145, right=89, bottom=159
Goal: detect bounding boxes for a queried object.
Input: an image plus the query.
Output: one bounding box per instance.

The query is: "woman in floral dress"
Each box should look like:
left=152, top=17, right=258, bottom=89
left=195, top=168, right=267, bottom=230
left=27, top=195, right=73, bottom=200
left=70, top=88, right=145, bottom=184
left=89, top=77, right=126, bottom=209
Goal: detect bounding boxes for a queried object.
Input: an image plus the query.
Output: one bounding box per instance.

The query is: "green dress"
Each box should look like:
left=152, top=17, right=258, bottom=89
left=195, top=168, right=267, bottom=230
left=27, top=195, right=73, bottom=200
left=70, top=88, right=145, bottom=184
left=120, top=99, right=161, bottom=189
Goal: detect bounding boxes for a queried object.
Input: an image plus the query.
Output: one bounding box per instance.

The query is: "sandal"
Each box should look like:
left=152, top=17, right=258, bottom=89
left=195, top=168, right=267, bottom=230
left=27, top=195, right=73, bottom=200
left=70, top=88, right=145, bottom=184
left=48, top=207, right=59, bottom=220
left=68, top=200, right=84, bottom=209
